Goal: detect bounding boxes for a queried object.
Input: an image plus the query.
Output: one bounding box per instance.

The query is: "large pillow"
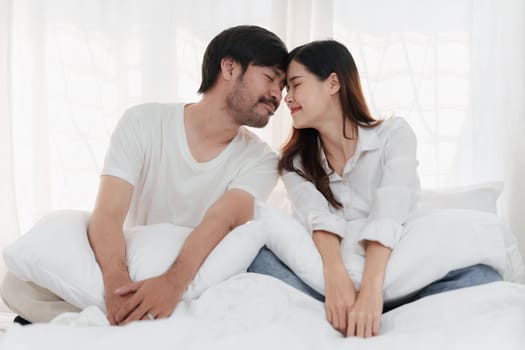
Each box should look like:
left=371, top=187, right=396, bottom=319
left=418, top=181, right=503, bottom=214
left=256, top=202, right=516, bottom=302
left=3, top=210, right=265, bottom=311
left=417, top=181, right=524, bottom=282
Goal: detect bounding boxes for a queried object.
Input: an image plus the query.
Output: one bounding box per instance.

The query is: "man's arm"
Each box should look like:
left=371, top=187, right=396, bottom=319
left=114, top=188, right=254, bottom=324
left=87, top=175, right=134, bottom=325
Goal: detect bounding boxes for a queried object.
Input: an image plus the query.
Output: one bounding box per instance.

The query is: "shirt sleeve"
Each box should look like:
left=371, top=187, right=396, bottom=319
left=282, top=169, right=347, bottom=238
left=101, top=107, right=145, bottom=186
left=228, top=147, right=279, bottom=201
left=358, top=119, right=421, bottom=249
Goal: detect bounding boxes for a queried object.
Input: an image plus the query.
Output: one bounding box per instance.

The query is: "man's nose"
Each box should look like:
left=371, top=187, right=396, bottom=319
left=270, top=81, right=282, bottom=103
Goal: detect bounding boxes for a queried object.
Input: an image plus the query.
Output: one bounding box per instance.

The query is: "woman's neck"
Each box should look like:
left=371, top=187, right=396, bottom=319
left=318, top=119, right=358, bottom=174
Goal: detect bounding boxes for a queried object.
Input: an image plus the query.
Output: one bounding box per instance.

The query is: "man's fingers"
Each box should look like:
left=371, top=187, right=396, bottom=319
left=120, top=303, right=150, bottom=325
left=155, top=309, right=171, bottom=319
left=114, top=281, right=142, bottom=296
left=108, top=314, right=117, bottom=326
left=115, top=294, right=142, bottom=323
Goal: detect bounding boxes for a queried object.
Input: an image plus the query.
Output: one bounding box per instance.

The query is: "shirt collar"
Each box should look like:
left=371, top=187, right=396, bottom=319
left=318, top=124, right=380, bottom=172
left=356, top=124, right=380, bottom=152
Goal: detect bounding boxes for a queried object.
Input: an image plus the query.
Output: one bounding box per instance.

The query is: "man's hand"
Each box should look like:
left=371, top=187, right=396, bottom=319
left=113, top=273, right=185, bottom=325
left=104, top=273, right=134, bottom=325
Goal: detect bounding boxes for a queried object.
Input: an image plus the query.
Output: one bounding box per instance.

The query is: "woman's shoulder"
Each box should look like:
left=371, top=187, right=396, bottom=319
left=376, top=116, right=412, bottom=132
left=375, top=116, right=416, bottom=140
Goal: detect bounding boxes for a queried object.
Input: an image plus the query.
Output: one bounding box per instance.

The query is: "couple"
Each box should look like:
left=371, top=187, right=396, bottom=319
left=1, top=25, right=501, bottom=338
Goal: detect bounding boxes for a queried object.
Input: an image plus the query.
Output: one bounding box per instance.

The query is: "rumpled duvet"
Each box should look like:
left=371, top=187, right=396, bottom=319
left=2, top=274, right=524, bottom=350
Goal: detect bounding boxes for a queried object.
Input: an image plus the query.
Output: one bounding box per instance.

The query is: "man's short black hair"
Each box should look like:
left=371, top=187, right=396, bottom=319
left=198, top=25, right=287, bottom=94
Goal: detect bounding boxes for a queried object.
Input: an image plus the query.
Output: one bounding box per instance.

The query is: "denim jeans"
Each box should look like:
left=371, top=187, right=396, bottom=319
left=247, top=246, right=503, bottom=313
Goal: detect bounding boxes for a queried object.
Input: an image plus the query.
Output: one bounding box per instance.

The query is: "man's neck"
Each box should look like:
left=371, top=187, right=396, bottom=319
left=184, top=96, right=241, bottom=146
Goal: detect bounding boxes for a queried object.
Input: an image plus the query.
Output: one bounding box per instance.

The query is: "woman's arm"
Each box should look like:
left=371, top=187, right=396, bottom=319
left=358, top=119, right=420, bottom=249
left=349, top=119, right=419, bottom=337
left=313, top=230, right=357, bottom=335
left=282, top=170, right=347, bottom=239
left=347, top=240, right=391, bottom=337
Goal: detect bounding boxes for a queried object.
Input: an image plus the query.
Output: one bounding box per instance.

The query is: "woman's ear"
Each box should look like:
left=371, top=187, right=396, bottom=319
left=328, top=72, right=341, bottom=95
left=220, top=57, right=236, bottom=81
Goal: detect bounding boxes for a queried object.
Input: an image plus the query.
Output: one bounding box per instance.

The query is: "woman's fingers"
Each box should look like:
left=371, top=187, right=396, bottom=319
left=355, top=313, right=366, bottom=338
left=327, top=304, right=346, bottom=334
left=326, top=305, right=332, bottom=325
left=337, top=306, right=347, bottom=334
left=331, top=306, right=340, bottom=331
left=372, top=318, right=381, bottom=336
left=364, top=316, right=373, bottom=338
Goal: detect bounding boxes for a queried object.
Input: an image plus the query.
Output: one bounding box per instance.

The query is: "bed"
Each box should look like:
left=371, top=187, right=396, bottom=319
left=1, top=274, right=525, bottom=350
left=1, top=183, right=524, bottom=349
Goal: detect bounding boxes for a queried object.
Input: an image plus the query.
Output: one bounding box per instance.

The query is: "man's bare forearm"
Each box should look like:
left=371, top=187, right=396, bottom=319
left=88, top=212, right=129, bottom=280
left=165, top=211, right=232, bottom=288
left=165, top=189, right=254, bottom=290
left=88, top=175, right=134, bottom=284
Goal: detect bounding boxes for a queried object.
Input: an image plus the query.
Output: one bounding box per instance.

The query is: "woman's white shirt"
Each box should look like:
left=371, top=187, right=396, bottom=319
left=281, top=117, right=420, bottom=250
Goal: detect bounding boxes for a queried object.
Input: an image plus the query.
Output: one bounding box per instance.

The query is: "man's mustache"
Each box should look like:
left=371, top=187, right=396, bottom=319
left=258, top=97, right=279, bottom=111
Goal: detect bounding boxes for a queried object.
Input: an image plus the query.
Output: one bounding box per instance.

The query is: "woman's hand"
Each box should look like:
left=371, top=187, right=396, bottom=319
left=323, top=264, right=357, bottom=335
left=346, top=240, right=391, bottom=337
left=346, top=284, right=383, bottom=337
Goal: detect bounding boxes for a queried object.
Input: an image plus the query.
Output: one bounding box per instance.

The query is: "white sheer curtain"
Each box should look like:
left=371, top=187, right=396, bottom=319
left=1, top=0, right=524, bottom=275
left=331, top=0, right=525, bottom=263
left=0, top=0, right=19, bottom=278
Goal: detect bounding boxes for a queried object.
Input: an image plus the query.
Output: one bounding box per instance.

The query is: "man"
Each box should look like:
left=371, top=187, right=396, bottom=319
left=1, top=25, right=287, bottom=325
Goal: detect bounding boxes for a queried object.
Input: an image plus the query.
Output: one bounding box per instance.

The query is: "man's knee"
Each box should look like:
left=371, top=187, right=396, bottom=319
left=1, top=272, right=26, bottom=315
left=0, top=271, right=80, bottom=323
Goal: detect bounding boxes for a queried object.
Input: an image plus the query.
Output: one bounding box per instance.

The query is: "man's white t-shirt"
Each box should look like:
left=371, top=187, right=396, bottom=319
left=102, top=103, right=279, bottom=229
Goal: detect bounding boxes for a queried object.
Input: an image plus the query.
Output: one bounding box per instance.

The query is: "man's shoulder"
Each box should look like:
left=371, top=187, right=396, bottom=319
left=122, top=102, right=184, bottom=121
left=236, top=127, right=277, bottom=157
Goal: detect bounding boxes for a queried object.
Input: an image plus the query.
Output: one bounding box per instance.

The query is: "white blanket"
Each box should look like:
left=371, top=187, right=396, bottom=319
left=2, top=274, right=524, bottom=350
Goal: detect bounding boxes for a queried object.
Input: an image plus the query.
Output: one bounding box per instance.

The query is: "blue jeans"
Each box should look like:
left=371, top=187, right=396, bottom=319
left=247, top=246, right=503, bottom=313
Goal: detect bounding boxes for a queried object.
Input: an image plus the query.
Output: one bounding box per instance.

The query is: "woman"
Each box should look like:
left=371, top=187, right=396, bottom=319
left=248, top=40, right=501, bottom=338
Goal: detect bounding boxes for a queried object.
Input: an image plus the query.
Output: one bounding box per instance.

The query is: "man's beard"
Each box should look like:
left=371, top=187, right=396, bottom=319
left=226, top=77, right=278, bottom=128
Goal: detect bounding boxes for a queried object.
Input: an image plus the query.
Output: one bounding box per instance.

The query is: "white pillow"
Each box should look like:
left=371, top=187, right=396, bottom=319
left=256, top=202, right=515, bottom=302
left=3, top=210, right=265, bottom=311
left=418, top=181, right=503, bottom=214
left=417, top=181, right=523, bottom=282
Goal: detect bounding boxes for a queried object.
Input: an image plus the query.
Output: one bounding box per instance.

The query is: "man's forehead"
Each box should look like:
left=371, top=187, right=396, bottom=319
left=251, top=63, right=285, bottom=76
left=270, top=67, right=286, bottom=78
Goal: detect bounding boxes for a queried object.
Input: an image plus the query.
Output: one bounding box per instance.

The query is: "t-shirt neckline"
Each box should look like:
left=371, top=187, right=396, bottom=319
left=176, top=103, right=241, bottom=169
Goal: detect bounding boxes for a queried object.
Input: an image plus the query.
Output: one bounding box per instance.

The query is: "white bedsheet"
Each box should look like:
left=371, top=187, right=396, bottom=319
left=1, top=274, right=524, bottom=350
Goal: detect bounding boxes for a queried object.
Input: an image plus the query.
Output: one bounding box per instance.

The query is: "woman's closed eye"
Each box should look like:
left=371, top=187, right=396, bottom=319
left=286, top=83, right=301, bottom=93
